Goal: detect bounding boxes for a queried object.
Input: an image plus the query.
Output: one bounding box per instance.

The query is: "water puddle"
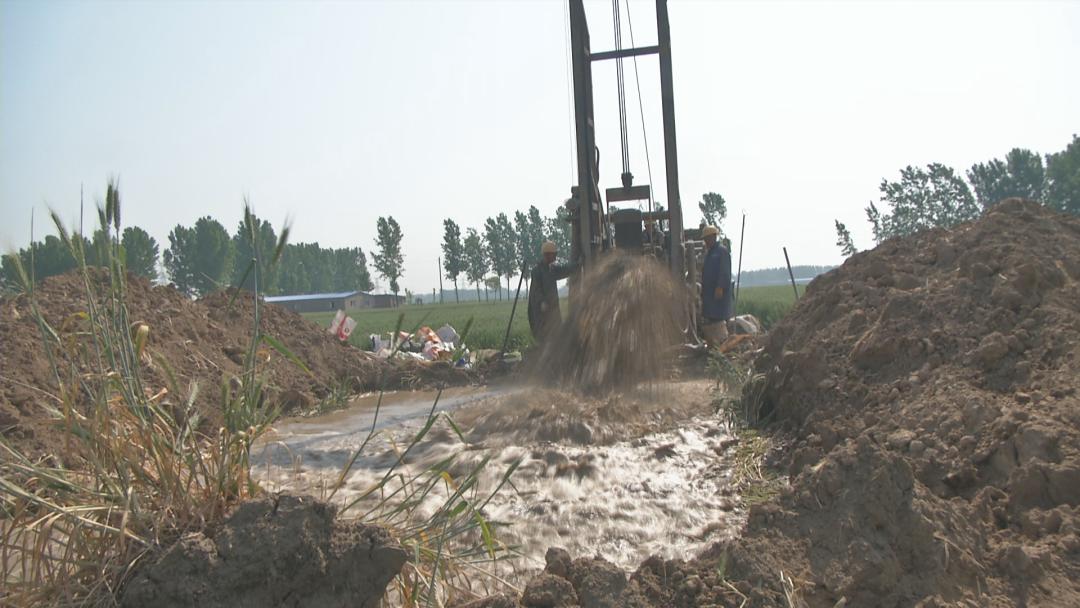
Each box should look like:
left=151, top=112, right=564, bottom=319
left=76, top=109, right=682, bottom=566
left=259, top=386, right=512, bottom=466
left=253, top=380, right=746, bottom=578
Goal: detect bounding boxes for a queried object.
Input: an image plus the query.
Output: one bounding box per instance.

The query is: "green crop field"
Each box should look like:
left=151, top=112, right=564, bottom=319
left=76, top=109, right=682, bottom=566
left=734, top=284, right=799, bottom=328
left=301, top=284, right=797, bottom=352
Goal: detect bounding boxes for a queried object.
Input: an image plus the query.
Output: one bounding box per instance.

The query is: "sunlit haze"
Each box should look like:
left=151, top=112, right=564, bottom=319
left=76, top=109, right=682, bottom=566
left=2, top=0, right=1078, bottom=293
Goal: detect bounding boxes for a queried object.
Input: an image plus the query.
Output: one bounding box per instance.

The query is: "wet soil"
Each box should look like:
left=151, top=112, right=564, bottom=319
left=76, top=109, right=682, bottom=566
left=121, top=494, right=406, bottom=608
left=0, top=271, right=484, bottom=458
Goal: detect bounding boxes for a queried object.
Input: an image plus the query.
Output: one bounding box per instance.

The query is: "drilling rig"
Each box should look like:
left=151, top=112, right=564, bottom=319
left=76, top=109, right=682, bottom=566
left=564, top=0, right=699, bottom=331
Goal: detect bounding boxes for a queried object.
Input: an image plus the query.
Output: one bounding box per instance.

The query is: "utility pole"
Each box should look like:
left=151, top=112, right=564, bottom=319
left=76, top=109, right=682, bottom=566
left=437, top=257, right=444, bottom=304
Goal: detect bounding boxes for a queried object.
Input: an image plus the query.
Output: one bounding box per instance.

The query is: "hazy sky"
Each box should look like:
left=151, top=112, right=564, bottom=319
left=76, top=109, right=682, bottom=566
left=2, top=0, right=1078, bottom=294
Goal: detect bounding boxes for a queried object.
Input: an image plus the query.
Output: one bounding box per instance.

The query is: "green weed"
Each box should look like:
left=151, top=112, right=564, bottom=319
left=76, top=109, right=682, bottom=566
left=732, top=430, right=783, bottom=507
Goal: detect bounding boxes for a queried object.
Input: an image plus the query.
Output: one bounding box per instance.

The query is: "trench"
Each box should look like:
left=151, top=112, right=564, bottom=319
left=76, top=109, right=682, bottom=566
left=253, top=379, right=747, bottom=581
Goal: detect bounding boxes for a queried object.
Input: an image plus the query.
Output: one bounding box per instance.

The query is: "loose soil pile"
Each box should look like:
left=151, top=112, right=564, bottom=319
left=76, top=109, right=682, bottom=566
left=470, top=199, right=1080, bottom=607
left=723, top=198, right=1080, bottom=606
left=0, top=271, right=482, bottom=458
left=533, top=254, right=684, bottom=394
left=121, top=494, right=406, bottom=608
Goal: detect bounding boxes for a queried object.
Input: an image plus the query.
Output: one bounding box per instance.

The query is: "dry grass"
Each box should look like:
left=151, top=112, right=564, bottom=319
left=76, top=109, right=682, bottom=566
left=1, top=192, right=283, bottom=606
left=730, top=430, right=784, bottom=507
left=707, top=352, right=783, bottom=508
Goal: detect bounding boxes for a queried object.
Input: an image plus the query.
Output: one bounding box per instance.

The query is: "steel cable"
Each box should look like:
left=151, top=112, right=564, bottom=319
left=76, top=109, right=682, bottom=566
left=624, top=0, right=655, bottom=214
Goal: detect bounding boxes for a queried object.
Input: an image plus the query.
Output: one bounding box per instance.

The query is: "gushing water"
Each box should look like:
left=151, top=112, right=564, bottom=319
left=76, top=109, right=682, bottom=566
left=253, top=380, right=745, bottom=578
left=533, top=254, right=686, bottom=393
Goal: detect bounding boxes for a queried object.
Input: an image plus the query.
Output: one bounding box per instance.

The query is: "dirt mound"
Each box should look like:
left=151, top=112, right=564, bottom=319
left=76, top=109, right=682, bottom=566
left=468, top=199, right=1080, bottom=606
left=120, top=494, right=406, bottom=608
left=0, top=271, right=482, bottom=457
left=719, top=199, right=1080, bottom=604
left=533, top=254, right=684, bottom=393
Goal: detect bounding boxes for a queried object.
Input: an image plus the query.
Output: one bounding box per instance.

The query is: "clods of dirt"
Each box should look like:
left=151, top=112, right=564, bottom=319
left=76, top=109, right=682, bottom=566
left=120, top=494, right=406, bottom=608
left=459, top=549, right=654, bottom=608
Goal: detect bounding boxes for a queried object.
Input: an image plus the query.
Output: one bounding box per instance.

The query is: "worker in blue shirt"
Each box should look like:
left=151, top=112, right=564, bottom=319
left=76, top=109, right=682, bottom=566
left=700, top=225, right=732, bottom=346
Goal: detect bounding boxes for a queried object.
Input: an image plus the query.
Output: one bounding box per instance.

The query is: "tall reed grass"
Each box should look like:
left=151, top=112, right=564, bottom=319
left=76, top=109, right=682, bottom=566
left=1, top=183, right=516, bottom=607
left=1, top=185, right=287, bottom=605
left=317, top=315, right=522, bottom=606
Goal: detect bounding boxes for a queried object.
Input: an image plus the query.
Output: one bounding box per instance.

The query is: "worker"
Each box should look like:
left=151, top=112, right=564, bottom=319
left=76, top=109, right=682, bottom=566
left=642, top=219, right=664, bottom=257
left=700, top=225, right=732, bottom=346
left=528, top=241, right=577, bottom=343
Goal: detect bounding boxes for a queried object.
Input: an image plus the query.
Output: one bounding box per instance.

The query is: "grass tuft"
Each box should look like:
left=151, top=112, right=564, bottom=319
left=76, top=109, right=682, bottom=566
left=707, top=351, right=784, bottom=511
left=731, top=430, right=783, bottom=507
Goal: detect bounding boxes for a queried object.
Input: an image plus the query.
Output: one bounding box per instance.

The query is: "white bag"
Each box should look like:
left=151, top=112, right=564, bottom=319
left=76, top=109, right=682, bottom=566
left=435, top=324, right=460, bottom=345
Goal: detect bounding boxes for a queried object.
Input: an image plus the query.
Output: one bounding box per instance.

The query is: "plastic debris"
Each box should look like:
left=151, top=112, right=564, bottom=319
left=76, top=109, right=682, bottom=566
left=366, top=322, right=471, bottom=364
left=327, top=310, right=357, bottom=341
left=436, top=324, right=460, bottom=344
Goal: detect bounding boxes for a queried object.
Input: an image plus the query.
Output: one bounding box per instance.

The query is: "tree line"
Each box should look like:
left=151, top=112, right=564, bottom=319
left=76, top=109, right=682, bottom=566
left=0, top=201, right=390, bottom=297
left=738, top=265, right=836, bottom=287
left=439, top=205, right=573, bottom=302
left=161, top=212, right=395, bottom=298
left=4, top=188, right=728, bottom=300
left=1, top=191, right=577, bottom=301
left=1, top=226, right=161, bottom=290
left=835, top=135, right=1080, bottom=255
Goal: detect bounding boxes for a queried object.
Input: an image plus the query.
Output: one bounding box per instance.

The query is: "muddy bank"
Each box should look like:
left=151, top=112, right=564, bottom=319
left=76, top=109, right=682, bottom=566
left=121, top=494, right=406, bottom=608
left=481, top=199, right=1080, bottom=607
left=0, top=271, right=486, bottom=457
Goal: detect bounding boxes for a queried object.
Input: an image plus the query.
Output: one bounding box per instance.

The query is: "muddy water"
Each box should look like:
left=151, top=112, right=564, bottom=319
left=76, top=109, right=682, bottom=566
left=253, top=380, right=745, bottom=577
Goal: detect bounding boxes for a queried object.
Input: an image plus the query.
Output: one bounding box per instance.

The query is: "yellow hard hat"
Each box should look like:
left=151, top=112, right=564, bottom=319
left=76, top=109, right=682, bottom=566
left=541, top=241, right=557, bottom=254
left=702, top=226, right=720, bottom=238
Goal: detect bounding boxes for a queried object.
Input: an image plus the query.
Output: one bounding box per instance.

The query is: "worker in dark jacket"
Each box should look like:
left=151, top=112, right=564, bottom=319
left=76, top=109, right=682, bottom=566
left=700, top=225, right=732, bottom=346
left=528, top=241, right=576, bottom=342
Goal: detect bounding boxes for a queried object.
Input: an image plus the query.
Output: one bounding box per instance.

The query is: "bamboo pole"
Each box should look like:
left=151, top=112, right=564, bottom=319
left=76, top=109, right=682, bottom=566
left=733, top=212, right=746, bottom=314
left=783, top=246, right=799, bottom=301
left=500, top=259, right=529, bottom=355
